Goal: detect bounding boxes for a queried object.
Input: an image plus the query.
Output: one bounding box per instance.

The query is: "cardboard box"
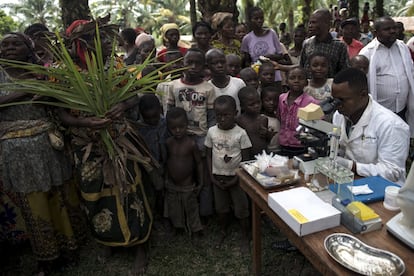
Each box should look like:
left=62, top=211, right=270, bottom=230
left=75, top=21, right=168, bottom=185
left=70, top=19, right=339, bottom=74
left=268, top=187, right=341, bottom=236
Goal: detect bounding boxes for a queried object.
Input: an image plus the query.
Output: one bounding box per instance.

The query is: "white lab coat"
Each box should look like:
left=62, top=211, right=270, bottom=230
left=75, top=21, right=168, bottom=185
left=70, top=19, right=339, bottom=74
left=333, top=97, right=410, bottom=185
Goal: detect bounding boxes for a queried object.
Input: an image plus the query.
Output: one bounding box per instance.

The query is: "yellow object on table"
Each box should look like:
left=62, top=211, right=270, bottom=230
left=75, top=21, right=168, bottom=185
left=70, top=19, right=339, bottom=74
left=346, top=201, right=380, bottom=221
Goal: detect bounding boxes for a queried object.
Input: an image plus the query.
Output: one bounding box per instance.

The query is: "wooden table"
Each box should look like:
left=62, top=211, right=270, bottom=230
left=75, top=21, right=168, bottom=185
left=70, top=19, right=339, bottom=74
left=236, top=168, right=414, bottom=275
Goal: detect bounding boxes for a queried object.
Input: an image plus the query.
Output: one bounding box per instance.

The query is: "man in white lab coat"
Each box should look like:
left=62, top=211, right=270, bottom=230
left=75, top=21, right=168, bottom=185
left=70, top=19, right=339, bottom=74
left=332, top=68, right=410, bottom=185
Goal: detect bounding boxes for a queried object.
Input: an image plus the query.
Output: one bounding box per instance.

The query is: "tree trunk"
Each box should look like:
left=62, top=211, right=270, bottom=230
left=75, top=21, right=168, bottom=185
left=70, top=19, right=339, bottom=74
left=349, top=0, right=359, bottom=19
left=60, top=0, right=91, bottom=29
left=375, top=0, right=384, bottom=18
left=302, top=0, right=312, bottom=29
left=288, top=9, right=294, bottom=37
left=190, top=0, right=197, bottom=28
left=197, top=0, right=238, bottom=24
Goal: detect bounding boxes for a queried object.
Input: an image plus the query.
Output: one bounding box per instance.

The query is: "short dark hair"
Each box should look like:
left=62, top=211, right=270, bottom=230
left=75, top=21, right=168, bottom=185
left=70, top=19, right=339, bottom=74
left=214, top=95, right=236, bottom=111
left=24, top=23, right=49, bottom=36
left=261, top=85, right=281, bottom=99
left=185, top=47, right=205, bottom=62
left=166, top=107, right=188, bottom=124
left=247, top=7, right=263, bottom=21
left=286, top=66, right=306, bottom=79
left=206, top=48, right=225, bottom=62
left=308, top=52, right=330, bottom=64
left=120, top=28, right=138, bottom=45
left=139, top=94, right=161, bottom=112
left=374, top=16, right=394, bottom=31
left=192, top=21, right=213, bottom=37
left=238, top=86, right=258, bottom=103
left=333, top=68, right=368, bottom=93
left=258, top=61, right=274, bottom=74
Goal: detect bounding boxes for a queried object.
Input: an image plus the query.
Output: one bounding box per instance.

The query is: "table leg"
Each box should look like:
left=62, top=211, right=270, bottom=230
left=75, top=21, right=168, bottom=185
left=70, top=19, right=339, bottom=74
left=252, top=201, right=261, bottom=275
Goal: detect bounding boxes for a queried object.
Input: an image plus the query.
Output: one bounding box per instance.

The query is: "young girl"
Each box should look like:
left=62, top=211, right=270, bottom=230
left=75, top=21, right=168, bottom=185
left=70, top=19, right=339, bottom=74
left=304, top=53, right=333, bottom=101
left=277, top=67, right=319, bottom=157
left=261, top=86, right=281, bottom=152
left=241, top=7, right=284, bottom=74
left=237, top=86, right=269, bottom=157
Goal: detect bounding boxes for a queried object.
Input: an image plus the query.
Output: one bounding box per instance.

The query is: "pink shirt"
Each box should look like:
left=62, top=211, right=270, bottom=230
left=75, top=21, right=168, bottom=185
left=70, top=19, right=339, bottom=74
left=277, top=92, right=319, bottom=147
left=341, top=38, right=364, bottom=59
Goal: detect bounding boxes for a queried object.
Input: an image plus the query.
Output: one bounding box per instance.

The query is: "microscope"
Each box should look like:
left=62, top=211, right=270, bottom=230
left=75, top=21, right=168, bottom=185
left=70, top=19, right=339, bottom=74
left=294, top=97, right=342, bottom=176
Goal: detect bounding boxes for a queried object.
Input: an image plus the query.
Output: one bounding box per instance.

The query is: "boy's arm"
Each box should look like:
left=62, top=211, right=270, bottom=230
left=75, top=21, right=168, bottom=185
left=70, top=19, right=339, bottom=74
left=206, top=146, right=224, bottom=189
left=192, top=141, right=204, bottom=190
left=241, top=148, right=251, bottom=162
left=207, top=108, right=216, bottom=128
left=259, top=116, right=269, bottom=139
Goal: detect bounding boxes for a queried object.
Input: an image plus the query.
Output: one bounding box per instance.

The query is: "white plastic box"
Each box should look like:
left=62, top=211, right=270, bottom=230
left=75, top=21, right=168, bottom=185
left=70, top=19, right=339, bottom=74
left=268, top=187, right=341, bottom=236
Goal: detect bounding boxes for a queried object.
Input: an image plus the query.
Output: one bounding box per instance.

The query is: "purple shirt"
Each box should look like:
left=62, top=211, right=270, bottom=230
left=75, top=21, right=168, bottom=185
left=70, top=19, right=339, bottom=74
left=241, top=28, right=283, bottom=81
left=277, top=92, right=319, bottom=147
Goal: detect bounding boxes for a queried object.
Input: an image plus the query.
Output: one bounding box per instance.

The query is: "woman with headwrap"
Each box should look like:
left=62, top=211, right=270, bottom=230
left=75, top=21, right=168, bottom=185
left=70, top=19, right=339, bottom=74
left=210, top=12, right=242, bottom=57
left=57, top=19, right=156, bottom=274
left=157, top=23, right=188, bottom=63
left=0, top=32, right=79, bottom=275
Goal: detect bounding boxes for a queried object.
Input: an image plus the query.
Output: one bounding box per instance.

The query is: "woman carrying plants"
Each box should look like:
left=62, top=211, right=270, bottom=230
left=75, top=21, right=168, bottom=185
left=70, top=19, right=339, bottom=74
left=0, top=32, right=79, bottom=275
left=57, top=19, right=158, bottom=274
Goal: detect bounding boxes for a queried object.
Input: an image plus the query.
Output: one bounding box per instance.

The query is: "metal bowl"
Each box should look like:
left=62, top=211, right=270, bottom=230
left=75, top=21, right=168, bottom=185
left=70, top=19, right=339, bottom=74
left=324, top=233, right=405, bottom=276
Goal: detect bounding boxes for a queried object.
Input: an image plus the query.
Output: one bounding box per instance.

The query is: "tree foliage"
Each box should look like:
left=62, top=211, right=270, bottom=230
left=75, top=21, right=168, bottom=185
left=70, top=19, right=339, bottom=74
left=1, top=0, right=61, bottom=31
left=0, top=10, right=18, bottom=36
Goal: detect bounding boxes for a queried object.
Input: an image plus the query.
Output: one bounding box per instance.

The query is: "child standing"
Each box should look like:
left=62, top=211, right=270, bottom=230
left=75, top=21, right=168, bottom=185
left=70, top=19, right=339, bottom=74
left=137, top=94, right=167, bottom=206
left=237, top=86, right=269, bottom=157
left=165, top=107, right=203, bottom=235
left=166, top=48, right=216, bottom=219
left=206, top=48, right=245, bottom=113
left=239, top=67, right=259, bottom=90
left=261, top=86, right=281, bottom=152
left=304, top=53, right=333, bottom=101
left=205, top=95, right=251, bottom=251
left=258, top=61, right=282, bottom=93
left=225, top=53, right=242, bottom=77
left=277, top=67, right=319, bottom=157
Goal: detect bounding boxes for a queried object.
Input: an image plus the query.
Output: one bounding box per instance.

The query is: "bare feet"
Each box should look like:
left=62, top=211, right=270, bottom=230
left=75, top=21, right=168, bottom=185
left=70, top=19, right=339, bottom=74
left=129, top=244, right=148, bottom=276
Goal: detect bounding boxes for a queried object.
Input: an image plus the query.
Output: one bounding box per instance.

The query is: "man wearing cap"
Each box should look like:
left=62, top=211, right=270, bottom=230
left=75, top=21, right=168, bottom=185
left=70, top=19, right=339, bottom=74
left=340, top=18, right=364, bottom=58
left=360, top=16, right=414, bottom=138
left=300, top=8, right=349, bottom=77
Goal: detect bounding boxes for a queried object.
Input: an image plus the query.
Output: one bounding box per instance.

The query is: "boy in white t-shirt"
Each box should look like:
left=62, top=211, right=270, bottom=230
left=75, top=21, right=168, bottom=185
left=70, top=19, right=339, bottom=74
left=205, top=95, right=251, bottom=252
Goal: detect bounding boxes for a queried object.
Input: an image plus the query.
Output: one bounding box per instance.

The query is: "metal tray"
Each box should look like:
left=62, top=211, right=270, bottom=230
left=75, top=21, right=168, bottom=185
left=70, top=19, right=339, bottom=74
left=324, top=233, right=405, bottom=276
left=240, top=160, right=299, bottom=189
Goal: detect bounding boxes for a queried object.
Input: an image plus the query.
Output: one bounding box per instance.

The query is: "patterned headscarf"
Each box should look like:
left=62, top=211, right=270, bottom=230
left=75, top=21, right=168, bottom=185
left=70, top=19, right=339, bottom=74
left=65, top=16, right=119, bottom=68
left=160, top=23, right=179, bottom=41
left=210, top=12, right=233, bottom=30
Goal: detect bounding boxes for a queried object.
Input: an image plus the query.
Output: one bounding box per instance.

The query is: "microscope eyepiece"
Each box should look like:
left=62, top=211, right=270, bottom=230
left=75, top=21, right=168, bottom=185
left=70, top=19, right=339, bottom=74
left=320, top=97, right=342, bottom=115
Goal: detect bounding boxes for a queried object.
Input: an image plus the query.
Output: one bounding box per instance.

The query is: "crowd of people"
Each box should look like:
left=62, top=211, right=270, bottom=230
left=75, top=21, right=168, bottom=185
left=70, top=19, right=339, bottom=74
left=1, top=3, right=414, bottom=275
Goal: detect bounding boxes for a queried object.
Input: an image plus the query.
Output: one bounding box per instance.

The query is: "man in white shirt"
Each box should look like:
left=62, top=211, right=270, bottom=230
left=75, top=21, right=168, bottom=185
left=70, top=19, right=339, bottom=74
left=359, top=16, right=414, bottom=137
left=332, top=68, right=409, bottom=185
